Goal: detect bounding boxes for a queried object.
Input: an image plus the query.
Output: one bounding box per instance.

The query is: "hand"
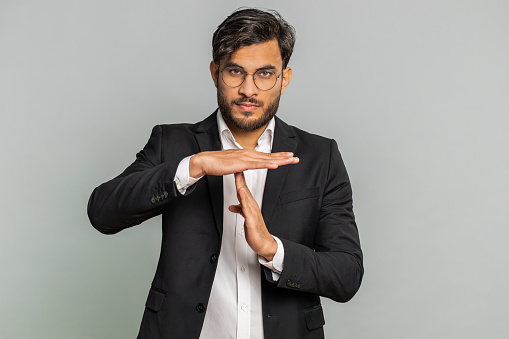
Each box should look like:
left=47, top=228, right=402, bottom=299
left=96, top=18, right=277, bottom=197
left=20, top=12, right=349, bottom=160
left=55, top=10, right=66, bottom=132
left=228, top=172, right=277, bottom=261
left=189, top=149, right=299, bottom=178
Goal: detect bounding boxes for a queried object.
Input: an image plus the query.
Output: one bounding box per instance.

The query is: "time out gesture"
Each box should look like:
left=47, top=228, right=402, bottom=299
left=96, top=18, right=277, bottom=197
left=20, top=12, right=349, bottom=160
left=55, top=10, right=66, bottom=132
left=189, top=149, right=299, bottom=260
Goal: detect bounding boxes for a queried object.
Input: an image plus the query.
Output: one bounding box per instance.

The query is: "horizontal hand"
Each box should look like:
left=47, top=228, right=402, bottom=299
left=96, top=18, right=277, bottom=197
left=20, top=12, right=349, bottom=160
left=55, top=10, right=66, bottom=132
left=228, top=172, right=277, bottom=261
left=189, top=149, right=299, bottom=178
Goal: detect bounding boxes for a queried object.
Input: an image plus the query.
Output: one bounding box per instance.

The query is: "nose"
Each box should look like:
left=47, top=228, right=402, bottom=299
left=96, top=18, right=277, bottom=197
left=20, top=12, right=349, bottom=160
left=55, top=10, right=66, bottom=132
left=238, top=73, right=259, bottom=98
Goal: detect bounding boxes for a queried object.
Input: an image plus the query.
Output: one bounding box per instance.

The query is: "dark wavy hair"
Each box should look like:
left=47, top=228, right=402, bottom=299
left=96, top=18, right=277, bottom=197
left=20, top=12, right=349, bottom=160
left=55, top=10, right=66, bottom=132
left=212, top=8, right=296, bottom=69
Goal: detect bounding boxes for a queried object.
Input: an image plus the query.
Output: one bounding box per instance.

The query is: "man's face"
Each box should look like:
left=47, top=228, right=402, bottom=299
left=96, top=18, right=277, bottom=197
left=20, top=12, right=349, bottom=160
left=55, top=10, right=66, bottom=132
left=210, top=39, right=292, bottom=133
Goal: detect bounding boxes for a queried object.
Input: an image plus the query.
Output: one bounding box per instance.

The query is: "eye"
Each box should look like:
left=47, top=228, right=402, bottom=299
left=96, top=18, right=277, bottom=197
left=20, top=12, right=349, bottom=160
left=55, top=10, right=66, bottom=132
left=227, top=68, right=243, bottom=76
left=257, top=71, right=273, bottom=78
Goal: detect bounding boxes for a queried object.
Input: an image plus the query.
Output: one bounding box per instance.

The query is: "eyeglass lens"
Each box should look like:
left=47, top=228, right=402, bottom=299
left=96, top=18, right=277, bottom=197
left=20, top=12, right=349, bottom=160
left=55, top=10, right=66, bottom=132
left=222, top=67, right=278, bottom=90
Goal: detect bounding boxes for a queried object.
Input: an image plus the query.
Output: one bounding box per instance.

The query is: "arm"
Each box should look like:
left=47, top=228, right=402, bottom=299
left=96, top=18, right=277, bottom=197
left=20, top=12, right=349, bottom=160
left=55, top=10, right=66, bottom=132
left=272, top=139, right=363, bottom=302
left=87, top=125, right=300, bottom=235
left=231, top=139, right=363, bottom=302
left=87, top=125, right=182, bottom=234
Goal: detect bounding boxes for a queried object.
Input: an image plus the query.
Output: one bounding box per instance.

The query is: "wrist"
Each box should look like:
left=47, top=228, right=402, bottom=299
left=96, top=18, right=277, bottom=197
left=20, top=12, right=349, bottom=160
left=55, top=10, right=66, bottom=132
left=260, top=237, right=278, bottom=261
left=189, top=153, right=205, bottom=178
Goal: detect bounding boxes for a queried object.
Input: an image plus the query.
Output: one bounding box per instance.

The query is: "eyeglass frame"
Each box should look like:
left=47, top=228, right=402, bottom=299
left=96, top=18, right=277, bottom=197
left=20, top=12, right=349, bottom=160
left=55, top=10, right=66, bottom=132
left=218, top=62, right=283, bottom=91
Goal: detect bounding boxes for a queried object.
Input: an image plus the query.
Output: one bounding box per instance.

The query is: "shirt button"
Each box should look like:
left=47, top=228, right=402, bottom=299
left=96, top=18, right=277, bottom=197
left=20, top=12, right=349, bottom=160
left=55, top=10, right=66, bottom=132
left=241, top=304, right=247, bottom=311
left=239, top=229, right=244, bottom=236
left=240, top=266, right=245, bottom=272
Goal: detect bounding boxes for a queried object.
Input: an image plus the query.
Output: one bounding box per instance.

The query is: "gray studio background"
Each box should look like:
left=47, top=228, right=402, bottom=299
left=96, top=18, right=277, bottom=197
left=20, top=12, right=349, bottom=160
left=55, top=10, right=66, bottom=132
left=1, top=0, right=508, bottom=338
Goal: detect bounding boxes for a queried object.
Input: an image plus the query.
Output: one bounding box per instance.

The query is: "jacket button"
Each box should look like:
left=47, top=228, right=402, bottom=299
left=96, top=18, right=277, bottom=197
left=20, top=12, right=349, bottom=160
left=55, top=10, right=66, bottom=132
left=164, top=191, right=168, bottom=198
left=196, top=303, right=206, bottom=313
left=151, top=197, right=156, bottom=204
left=156, top=195, right=161, bottom=202
left=210, top=254, right=218, bottom=264
left=286, top=280, right=301, bottom=288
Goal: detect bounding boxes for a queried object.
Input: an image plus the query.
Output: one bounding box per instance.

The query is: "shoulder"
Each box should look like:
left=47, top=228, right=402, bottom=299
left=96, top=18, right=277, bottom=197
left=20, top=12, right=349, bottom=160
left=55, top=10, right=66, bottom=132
left=157, top=121, right=198, bottom=133
left=277, top=117, right=335, bottom=150
left=149, top=120, right=201, bottom=141
left=292, top=125, right=332, bottom=145
left=152, top=111, right=217, bottom=139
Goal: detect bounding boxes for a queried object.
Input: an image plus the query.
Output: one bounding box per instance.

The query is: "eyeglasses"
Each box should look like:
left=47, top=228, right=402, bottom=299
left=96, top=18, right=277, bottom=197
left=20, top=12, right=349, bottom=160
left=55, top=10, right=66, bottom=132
left=219, top=65, right=282, bottom=91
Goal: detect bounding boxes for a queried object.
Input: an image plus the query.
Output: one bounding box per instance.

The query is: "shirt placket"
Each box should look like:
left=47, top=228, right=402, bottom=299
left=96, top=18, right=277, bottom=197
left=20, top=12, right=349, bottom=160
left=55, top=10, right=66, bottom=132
left=236, top=170, right=253, bottom=339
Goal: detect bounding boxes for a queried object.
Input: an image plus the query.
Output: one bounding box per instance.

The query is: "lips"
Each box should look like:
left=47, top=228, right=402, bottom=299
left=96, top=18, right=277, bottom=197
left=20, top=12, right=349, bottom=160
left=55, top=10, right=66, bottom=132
left=236, top=103, right=259, bottom=112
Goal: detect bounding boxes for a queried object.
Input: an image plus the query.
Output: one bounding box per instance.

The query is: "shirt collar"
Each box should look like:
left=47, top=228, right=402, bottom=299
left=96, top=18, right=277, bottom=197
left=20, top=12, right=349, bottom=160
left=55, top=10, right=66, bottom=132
left=216, top=110, right=275, bottom=151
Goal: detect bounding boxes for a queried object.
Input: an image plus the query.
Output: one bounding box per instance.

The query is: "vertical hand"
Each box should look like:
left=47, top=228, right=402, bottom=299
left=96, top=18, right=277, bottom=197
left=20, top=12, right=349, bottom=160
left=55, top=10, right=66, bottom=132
left=228, top=172, right=277, bottom=261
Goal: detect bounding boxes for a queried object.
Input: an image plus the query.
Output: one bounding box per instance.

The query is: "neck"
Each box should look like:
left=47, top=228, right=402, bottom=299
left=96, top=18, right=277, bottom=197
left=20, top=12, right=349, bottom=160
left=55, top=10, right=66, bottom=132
left=225, top=121, right=268, bottom=150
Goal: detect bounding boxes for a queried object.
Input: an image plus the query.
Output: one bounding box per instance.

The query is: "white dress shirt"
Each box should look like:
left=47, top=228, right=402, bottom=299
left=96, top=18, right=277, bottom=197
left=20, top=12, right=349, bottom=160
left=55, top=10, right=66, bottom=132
left=173, top=111, right=284, bottom=339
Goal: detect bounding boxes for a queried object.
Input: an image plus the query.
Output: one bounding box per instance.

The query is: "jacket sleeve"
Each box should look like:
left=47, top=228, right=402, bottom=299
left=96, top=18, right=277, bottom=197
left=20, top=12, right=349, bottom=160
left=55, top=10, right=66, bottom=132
left=87, top=125, right=193, bottom=234
left=265, top=139, right=363, bottom=302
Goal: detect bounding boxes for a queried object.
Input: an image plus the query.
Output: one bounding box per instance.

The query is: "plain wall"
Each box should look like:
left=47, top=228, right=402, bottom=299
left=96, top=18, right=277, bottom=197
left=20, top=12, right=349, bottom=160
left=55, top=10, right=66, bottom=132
left=1, top=0, right=508, bottom=338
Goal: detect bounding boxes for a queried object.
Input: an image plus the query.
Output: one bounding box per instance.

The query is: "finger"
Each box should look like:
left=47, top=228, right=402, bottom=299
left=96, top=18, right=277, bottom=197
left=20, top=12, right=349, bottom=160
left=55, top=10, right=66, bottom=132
left=245, top=151, right=294, bottom=161
left=228, top=204, right=243, bottom=215
left=268, top=156, right=299, bottom=164
left=264, top=151, right=294, bottom=158
left=234, top=172, right=246, bottom=204
left=271, top=151, right=294, bottom=156
left=234, top=172, right=247, bottom=190
left=245, top=150, right=293, bottom=156
left=259, top=154, right=296, bottom=162
left=237, top=186, right=258, bottom=217
left=229, top=205, right=245, bottom=219
left=234, top=173, right=256, bottom=204
left=245, top=157, right=299, bottom=170
left=236, top=187, right=253, bottom=219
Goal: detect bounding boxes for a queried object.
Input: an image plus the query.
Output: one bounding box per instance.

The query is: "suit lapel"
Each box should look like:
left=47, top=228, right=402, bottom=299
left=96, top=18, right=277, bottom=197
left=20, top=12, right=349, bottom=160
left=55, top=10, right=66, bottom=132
left=195, top=111, right=223, bottom=238
left=261, top=117, right=297, bottom=228
left=194, top=112, right=297, bottom=237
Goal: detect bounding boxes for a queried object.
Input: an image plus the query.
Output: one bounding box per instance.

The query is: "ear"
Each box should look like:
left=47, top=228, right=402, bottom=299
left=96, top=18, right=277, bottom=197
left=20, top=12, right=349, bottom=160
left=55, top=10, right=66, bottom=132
left=280, top=67, right=292, bottom=95
left=210, top=61, right=219, bottom=88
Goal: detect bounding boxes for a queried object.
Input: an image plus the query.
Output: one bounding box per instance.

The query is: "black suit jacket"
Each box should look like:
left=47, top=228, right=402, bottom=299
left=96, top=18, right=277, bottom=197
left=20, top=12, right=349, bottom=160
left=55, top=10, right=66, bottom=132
left=88, top=111, right=363, bottom=339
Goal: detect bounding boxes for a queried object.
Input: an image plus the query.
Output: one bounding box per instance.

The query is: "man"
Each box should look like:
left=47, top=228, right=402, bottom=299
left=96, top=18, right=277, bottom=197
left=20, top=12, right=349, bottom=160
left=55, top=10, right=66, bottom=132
left=88, top=8, right=363, bottom=339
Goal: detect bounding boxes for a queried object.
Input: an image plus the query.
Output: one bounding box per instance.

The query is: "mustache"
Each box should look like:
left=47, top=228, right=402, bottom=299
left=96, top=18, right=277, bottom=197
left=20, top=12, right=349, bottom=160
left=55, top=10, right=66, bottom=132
left=231, top=97, right=264, bottom=107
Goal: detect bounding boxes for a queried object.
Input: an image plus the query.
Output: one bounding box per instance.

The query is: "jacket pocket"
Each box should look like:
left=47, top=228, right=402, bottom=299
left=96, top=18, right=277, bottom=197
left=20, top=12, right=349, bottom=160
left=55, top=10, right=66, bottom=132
left=280, top=187, right=319, bottom=205
left=303, top=304, right=325, bottom=331
left=145, top=287, right=166, bottom=312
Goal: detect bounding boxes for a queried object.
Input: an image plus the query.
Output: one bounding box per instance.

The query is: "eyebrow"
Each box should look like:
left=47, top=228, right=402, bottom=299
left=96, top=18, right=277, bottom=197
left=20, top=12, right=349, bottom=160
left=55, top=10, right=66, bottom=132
left=223, top=61, right=277, bottom=72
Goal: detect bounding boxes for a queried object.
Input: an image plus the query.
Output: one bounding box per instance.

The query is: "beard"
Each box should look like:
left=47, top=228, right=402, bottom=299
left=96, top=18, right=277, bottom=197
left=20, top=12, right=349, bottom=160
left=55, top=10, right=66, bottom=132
left=217, top=90, right=281, bottom=132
